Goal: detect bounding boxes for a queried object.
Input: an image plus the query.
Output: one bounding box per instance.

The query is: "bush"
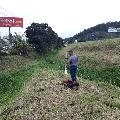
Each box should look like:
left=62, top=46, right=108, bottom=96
left=10, top=33, right=30, bottom=56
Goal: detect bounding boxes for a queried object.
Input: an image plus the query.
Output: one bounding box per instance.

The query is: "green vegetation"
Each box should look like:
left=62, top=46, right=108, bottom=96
left=0, top=38, right=120, bottom=119
left=0, top=56, right=35, bottom=106
left=0, top=67, right=34, bottom=105
left=1, top=67, right=120, bottom=120
left=9, top=33, right=30, bottom=56
left=78, top=66, right=120, bottom=86
left=61, top=38, right=120, bottom=86
left=0, top=51, right=64, bottom=107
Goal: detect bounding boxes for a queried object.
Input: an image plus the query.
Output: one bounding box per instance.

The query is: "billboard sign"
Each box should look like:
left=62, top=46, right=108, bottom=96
left=0, top=17, right=23, bottom=27
left=117, top=28, right=120, bottom=32
left=108, top=27, right=117, bottom=32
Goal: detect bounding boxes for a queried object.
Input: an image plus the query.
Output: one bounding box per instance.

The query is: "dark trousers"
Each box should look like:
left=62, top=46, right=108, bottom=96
left=70, top=65, right=77, bottom=81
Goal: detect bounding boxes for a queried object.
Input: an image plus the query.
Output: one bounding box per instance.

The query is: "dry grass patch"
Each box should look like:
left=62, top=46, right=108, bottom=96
left=1, top=69, right=120, bottom=120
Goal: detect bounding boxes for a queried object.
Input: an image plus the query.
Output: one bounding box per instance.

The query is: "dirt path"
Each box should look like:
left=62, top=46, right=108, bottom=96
left=1, top=69, right=120, bottom=120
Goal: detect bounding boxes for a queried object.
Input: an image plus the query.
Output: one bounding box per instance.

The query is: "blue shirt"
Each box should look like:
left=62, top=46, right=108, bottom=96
left=69, top=55, right=78, bottom=66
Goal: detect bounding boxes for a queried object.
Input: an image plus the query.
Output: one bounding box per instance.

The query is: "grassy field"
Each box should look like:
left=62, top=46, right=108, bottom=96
left=0, top=51, right=64, bottom=113
left=59, top=38, right=120, bottom=86
left=0, top=38, right=120, bottom=119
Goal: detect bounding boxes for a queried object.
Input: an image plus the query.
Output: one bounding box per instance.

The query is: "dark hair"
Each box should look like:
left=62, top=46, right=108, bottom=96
left=68, top=50, right=73, bottom=55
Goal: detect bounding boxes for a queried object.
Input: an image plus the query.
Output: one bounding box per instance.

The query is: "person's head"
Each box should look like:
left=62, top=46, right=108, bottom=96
left=68, top=50, right=73, bottom=56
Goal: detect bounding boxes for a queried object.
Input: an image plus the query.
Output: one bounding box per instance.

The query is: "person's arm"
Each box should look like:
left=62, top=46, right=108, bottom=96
left=64, top=57, right=69, bottom=64
left=65, top=56, right=71, bottom=65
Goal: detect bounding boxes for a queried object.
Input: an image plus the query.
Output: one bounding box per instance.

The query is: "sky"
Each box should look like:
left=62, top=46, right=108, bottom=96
left=0, top=0, right=120, bottom=38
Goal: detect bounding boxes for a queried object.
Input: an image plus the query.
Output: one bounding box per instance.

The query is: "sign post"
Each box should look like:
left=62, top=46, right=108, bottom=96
left=8, top=26, right=11, bottom=41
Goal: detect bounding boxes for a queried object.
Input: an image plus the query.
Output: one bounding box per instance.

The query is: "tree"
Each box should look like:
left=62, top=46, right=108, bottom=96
left=55, top=37, right=64, bottom=48
left=10, top=33, right=29, bottom=56
left=0, top=36, right=11, bottom=55
left=25, top=23, right=63, bottom=54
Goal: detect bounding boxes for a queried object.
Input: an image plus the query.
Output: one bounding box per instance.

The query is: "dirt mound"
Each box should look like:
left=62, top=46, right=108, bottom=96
left=61, top=80, right=79, bottom=90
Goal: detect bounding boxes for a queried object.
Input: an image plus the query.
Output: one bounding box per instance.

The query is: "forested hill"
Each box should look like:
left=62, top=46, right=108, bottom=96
left=64, top=21, right=120, bottom=43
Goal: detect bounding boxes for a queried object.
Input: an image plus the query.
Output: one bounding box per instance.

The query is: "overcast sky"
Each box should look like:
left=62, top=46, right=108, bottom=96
left=0, top=0, right=120, bottom=38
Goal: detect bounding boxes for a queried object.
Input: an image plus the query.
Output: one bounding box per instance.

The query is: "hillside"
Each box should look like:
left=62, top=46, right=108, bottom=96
left=61, top=38, right=120, bottom=86
left=0, top=38, right=120, bottom=120
left=64, top=21, right=120, bottom=43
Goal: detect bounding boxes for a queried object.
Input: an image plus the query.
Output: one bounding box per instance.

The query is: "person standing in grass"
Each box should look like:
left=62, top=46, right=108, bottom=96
left=67, top=50, right=78, bottom=83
